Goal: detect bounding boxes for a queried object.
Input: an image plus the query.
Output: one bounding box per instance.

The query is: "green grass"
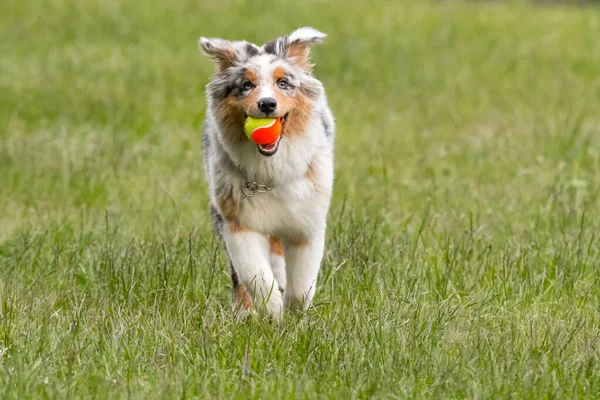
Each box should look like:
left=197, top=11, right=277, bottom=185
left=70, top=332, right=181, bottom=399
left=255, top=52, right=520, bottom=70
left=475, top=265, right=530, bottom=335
left=2, top=0, right=600, bottom=397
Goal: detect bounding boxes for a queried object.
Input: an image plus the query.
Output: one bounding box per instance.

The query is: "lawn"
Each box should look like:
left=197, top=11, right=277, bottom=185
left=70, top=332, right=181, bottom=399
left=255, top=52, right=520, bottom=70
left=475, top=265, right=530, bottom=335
left=1, top=0, right=600, bottom=398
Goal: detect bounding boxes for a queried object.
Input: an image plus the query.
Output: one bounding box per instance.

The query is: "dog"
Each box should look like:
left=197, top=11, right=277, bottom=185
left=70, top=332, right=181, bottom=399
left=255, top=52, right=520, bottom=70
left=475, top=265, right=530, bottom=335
left=198, top=27, right=335, bottom=321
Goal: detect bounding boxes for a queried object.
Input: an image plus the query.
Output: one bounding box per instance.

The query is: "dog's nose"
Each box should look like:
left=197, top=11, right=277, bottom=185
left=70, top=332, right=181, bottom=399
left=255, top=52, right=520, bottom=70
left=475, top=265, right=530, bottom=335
left=257, top=97, right=277, bottom=114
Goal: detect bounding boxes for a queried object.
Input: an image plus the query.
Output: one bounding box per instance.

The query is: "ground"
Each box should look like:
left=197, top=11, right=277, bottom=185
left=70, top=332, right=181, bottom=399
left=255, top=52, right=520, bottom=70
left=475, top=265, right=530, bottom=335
left=1, top=0, right=600, bottom=398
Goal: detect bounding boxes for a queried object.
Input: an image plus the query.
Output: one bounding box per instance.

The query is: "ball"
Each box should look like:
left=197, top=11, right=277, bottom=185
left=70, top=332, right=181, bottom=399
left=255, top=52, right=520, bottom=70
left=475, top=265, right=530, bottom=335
left=244, top=117, right=282, bottom=145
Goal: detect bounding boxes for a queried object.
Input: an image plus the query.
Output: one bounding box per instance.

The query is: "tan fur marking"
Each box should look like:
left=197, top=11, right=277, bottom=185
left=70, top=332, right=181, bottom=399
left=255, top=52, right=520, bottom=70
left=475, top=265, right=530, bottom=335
left=216, top=70, right=260, bottom=141
left=217, top=192, right=239, bottom=222
left=236, top=90, right=261, bottom=116
left=245, top=69, right=258, bottom=83
left=233, top=284, right=253, bottom=309
left=215, top=48, right=238, bottom=72
left=220, top=87, right=261, bottom=133
left=287, top=45, right=313, bottom=71
left=273, top=66, right=286, bottom=81
left=275, top=92, right=312, bottom=139
left=229, top=221, right=248, bottom=233
left=269, top=236, right=284, bottom=257
left=289, top=237, right=310, bottom=247
left=217, top=191, right=248, bottom=232
left=217, top=97, right=249, bottom=142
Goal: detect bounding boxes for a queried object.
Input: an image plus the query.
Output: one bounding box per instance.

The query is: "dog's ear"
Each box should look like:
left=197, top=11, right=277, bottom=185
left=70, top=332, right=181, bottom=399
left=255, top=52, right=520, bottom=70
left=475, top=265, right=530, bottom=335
left=199, top=37, right=237, bottom=72
left=199, top=38, right=260, bottom=72
left=285, top=27, right=326, bottom=72
left=265, top=27, right=326, bottom=72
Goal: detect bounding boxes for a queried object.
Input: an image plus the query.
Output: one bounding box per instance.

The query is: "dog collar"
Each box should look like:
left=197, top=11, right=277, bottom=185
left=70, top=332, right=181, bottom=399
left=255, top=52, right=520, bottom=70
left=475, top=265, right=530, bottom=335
left=240, top=169, right=275, bottom=200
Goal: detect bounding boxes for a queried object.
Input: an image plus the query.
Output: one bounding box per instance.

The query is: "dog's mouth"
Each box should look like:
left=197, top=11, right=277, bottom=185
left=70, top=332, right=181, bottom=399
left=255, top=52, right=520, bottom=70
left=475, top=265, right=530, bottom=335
left=257, top=139, right=280, bottom=157
left=256, top=113, right=287, bottom=157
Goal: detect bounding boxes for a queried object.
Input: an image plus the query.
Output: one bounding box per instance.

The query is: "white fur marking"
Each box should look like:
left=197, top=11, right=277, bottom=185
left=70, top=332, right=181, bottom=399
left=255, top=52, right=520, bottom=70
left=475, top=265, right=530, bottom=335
left=288, top=27, right=327, bottom=44
left=259, top=86, right=274, bottom=100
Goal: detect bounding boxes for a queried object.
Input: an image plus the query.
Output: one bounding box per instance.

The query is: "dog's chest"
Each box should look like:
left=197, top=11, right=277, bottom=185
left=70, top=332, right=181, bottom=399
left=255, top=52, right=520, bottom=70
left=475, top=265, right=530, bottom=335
left=236, top=178, right=318, bottom=238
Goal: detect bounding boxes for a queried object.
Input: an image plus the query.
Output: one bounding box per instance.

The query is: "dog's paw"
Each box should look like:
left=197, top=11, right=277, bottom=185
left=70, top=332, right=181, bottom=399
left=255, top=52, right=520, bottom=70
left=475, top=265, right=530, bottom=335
left=232, top=303, right=255, bottom=323
left=259, top=289, right=284, bottom=323
left=284, top=291, right=313, bottom=312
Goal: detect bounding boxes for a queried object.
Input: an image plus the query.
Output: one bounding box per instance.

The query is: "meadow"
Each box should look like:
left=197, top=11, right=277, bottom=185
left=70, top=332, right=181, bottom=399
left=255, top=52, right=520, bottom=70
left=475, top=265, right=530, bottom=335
left=1, top=0, right=600, bottom=398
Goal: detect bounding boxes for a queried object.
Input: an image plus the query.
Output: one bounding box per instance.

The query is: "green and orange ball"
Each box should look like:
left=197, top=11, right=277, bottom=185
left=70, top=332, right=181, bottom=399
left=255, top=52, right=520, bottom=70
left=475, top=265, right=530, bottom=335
left=244, top=117, right=282, bottom=145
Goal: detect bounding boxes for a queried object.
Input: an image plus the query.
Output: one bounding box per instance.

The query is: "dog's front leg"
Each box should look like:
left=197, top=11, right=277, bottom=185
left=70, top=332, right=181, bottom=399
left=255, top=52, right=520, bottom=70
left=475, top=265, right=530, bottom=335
left=224, top=227, right=283, bottom=320
left=283, top=229, right=326, bottom=311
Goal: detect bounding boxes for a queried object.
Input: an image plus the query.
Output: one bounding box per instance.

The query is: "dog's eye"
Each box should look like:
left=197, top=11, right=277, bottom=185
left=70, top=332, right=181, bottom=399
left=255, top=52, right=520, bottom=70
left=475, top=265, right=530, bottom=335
left=241, top=81, right=255, bottom=91
left=277, top=79, right=291, bottom=90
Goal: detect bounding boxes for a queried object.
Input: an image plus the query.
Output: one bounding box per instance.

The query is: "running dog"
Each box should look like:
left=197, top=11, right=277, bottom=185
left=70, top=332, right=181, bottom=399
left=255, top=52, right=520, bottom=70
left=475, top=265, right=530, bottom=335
left=199, top=27, right=335, bottom=320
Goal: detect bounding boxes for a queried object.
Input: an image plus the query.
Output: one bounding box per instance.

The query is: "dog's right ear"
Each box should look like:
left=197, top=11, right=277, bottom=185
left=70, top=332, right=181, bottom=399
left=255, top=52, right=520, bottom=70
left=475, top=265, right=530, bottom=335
left=199, top=37, right=237, bottom=72
left=263, top=27, right=326, bottom=73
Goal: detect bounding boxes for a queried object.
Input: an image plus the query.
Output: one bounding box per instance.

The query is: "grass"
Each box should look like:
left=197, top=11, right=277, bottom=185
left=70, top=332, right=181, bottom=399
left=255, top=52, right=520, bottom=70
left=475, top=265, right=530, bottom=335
left=1, top=0, right=600, bottom=397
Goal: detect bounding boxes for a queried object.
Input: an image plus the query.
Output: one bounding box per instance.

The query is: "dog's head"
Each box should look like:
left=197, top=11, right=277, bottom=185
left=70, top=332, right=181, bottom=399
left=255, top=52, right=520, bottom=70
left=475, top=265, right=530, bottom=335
left=199, top=27, right=326, bottom=156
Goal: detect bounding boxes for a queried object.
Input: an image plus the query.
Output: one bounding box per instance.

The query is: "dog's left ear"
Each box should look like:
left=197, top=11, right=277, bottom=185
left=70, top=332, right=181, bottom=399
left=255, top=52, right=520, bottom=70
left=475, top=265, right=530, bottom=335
left=199, top=37, right=238, bottom=72
left=199, top=37, right=262, bottom=72
left=267, top=27, right=326, bottom=72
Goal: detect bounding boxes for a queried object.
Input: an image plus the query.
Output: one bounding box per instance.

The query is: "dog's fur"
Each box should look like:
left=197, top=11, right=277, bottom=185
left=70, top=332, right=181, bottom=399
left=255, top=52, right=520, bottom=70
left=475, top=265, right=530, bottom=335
left=199, top=27, right=335, bottom=320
